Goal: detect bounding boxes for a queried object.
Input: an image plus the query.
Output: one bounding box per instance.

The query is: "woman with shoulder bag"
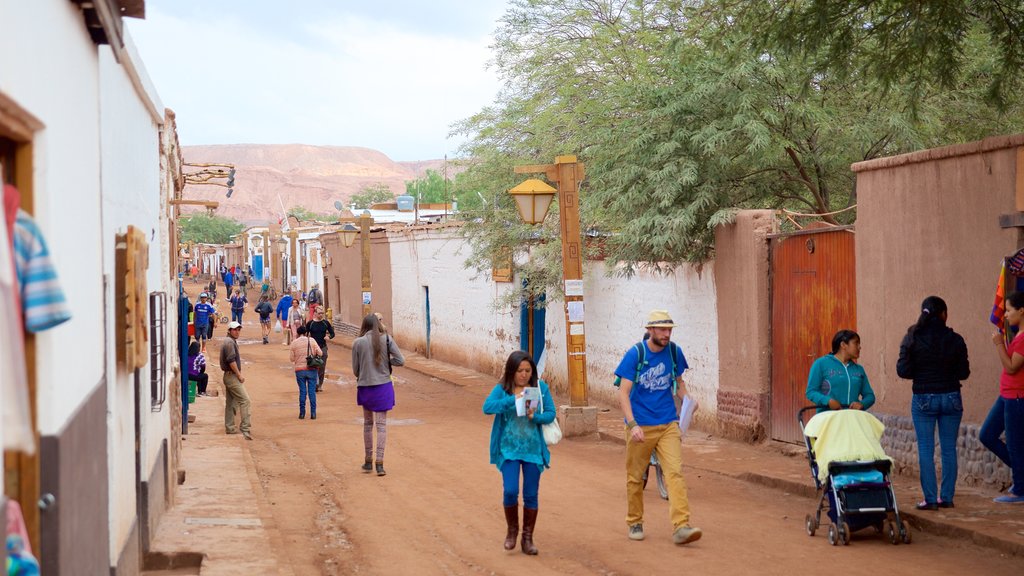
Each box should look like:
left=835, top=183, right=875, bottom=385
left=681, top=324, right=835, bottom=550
left=896, top=296, right=970, bottom=510
left=289, top=325, right=322, bottom=420
left=351, top=313, right=405, bottom=476
left=482, top=350, right=557, bottom=555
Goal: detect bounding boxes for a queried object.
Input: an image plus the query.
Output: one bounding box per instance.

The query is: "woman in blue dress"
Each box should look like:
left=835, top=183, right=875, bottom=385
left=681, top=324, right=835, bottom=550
left=483, top=350, right=556, bottom=555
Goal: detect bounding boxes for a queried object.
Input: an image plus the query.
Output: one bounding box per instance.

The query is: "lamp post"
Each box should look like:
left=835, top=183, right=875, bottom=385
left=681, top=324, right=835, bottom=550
left=338, top=211, right=374, bottom=318
left=509, top=155, right=595, bottom=434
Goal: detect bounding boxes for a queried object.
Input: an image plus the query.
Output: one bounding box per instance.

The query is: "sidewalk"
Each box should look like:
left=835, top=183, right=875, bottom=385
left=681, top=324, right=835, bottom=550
left=144, top=391, right=293, bottom=575
left=387, top=342, right=1024, bottom=557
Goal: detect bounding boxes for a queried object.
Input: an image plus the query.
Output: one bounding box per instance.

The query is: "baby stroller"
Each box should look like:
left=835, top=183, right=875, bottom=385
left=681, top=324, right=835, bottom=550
left=798, top=406, right=911, bottom=546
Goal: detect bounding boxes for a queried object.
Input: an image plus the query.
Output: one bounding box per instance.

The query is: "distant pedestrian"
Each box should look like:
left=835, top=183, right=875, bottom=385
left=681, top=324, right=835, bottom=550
left=617, top=309, right=702, bottom=545
left=983, top=290, right=1024, bottom=504
left=351, top=313, right=405, bottom=476
left=306, top=283, right=323, bottom=321
left=220, top=321, right=252, bottom=440
left=275, top=290, right=294, bottom=345
left=190, top=264, right=199, bottom=283
left=223, top=268, right=234, bottom=299
left=483, top=350, right=556, bottom=555
left=255, top=295, right=274, bottom=344
left=229, top=288, right=247, bottom=325
left=290, top=325, right=322, bottom=420
left=238, top=271, right=248, bottom=294
left=305, top=308, right=335, bottom=391
left=896, top=296, right=970, bottom=510
left=193, top=293, right=216, bottom=351
left=207, top=278, right=217, bottom=304
left=187, top=340, right=209, bottom=396
left=288, top=298, right=303, bottom=344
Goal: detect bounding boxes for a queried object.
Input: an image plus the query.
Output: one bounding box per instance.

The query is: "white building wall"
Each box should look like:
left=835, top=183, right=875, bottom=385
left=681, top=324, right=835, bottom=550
left=0, top=0, right=106, bottom=435
left=544, top=262, right=720, bottom=426
left=386, top=230, right=721, bottom=424
left=388, top=229, right=521, bottom=378
left=97, top=39, right=166, bottom=563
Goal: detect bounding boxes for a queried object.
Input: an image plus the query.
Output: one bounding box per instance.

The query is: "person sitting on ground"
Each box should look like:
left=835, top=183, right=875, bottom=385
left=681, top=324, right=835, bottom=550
left=187, top=340, right=208, bottom=396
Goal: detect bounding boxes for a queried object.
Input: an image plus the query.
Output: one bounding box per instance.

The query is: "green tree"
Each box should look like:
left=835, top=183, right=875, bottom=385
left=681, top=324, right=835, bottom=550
left=733, top=0, right=1024, bottom=110
left=179, top=213, right=245, bottom=244
left=405, top=170, right=451, bottom=204
left=453, top=0, right=1024, bottom=297
left=350, top=183, right=394, bottom=209
left=287, top=205, right=333, bottom=221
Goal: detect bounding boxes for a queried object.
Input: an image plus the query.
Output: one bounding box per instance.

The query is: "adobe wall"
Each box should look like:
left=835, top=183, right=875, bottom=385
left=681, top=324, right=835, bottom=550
left=713, top=210, right=776, bottom=441
left=853, top=134, right=1024, bottom=486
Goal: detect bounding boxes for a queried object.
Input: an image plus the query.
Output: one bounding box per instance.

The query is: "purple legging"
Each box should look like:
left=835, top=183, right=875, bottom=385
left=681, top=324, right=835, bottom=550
left=363, top=409, right=388, bottom=462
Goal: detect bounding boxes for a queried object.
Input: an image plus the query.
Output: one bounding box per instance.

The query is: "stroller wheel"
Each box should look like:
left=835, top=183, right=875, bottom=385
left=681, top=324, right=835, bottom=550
left=885, top=521, right=899, bottom=545
left=827, top=524, right=838, bottom=546
left=805, top=514, right=816, bottom=537
left=899, top=521, right=912, bottom=544
left=839, top=521, right=851, bottom=545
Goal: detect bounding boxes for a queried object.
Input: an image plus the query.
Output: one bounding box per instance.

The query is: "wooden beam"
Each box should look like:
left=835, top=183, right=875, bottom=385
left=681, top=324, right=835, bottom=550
left=998, top=212, right=1024, bottom=229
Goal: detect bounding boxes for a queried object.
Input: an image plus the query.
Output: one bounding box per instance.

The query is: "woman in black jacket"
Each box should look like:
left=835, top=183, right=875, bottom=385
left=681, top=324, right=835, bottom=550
left=896, top=296, right=970, bottom=510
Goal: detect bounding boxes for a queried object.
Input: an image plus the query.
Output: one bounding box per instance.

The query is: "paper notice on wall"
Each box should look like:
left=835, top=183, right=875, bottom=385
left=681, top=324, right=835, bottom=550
left=362, top=291, right=372, bottom=305
left=567, top=301, right=585, bottom=322
left=564, top=279, right=584, bottom=296
left=569, top=323, right=585, bottom=336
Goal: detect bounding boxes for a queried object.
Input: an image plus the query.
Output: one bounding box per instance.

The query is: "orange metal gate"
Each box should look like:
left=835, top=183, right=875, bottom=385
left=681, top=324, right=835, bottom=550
left=769, top=227, right=856, bottom=443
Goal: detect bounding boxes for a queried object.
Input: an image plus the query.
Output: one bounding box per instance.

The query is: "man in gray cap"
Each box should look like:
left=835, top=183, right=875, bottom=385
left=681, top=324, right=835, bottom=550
left=615, top=309, right=701, bottom=545
left=220, top=321, right=252, bottom=440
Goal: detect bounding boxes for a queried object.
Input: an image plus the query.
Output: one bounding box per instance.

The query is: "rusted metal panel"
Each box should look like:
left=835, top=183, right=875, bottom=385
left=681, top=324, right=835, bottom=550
left=770, top=229, right=856, bottom=443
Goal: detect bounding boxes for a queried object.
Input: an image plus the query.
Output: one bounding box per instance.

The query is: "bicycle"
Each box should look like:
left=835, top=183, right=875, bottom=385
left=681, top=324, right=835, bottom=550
left=642, top=452, right=668, bottom=500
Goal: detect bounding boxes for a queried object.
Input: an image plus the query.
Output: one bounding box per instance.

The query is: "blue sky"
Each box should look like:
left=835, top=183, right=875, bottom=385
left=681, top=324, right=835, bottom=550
left=126, top=1, right=509, bottom=161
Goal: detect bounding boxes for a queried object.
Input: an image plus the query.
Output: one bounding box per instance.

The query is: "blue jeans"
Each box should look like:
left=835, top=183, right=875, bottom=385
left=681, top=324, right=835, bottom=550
left=231, top=309, right=243, bottom=323
left=295, top=369, right=318, bottom=417
left=911, top=392, right=963, bottom=504
left=980, top=396, right=1024, bottom=496
left=501, top=459, right=541, bottom=509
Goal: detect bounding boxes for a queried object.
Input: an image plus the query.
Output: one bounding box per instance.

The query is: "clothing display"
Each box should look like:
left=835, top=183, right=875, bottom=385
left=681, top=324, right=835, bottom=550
left=1, top=187, right=33, bottom=453
left=12, top=209, right=71, bottom=333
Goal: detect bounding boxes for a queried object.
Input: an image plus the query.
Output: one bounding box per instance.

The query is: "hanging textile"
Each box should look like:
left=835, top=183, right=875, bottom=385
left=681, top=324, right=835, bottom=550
left=0, top=198, right=33, bottom=453
left=5, top=497, right=39, bottom=575
left=13, top=208, right=71, bottom=332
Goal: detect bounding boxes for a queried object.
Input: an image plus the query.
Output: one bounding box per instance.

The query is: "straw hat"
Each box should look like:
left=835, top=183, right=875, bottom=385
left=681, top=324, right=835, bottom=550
left=645, top=309, right=677, bottom=328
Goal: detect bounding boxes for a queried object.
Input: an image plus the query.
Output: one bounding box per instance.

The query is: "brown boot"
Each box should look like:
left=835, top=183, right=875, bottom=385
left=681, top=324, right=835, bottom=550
left=503, top=506, right=519, bottom=550
left=521, top=508, right=538, bottom=555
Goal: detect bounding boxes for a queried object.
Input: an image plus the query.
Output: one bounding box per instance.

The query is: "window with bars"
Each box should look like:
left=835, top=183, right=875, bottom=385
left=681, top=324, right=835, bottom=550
left=149, top=291, right=167, bottom=411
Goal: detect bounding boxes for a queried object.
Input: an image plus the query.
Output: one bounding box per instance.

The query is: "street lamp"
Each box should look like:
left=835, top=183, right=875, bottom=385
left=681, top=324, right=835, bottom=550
left=339, top=211, right=374, bottom=318
left=508, top=178, right=556, bottom=225
left=509, top=155, right=594, bottom=435
left=339, top=222, right=358, bottom=248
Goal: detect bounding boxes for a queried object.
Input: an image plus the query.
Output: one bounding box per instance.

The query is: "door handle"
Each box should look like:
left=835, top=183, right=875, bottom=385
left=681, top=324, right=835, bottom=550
left=38, top=493, right=56, bottom=511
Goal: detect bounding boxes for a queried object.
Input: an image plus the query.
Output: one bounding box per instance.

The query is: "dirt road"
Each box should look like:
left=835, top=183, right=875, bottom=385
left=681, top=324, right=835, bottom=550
left=201, top=296, right=1021, bottom=575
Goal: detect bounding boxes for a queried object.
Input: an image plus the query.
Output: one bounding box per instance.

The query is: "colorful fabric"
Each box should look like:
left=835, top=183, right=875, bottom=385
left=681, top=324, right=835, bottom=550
left=13, top=209, right=71, bottom=332
left=187, top=353, right=206, bottom=378
left=992, top=262, right=1008, bottom=332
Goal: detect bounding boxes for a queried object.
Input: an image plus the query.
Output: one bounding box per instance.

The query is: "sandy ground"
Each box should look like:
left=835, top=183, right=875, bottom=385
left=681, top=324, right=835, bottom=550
left=188, top=284, right=1022, bottom=575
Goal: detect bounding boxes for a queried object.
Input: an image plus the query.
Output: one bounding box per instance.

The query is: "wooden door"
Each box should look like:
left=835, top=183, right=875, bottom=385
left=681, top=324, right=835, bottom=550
left=770, top=228, right=856, bottom=443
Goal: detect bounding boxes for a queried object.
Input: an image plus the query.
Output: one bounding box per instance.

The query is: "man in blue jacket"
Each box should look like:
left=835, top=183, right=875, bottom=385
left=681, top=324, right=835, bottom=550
left=275, top=290, right=294, bottom=345
left=806, top=329, right=876, bottom=411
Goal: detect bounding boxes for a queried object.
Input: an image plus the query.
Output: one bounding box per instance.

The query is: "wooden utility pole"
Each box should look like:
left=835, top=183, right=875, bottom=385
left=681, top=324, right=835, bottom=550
left=360, top=211, right=373, bottom=318
left=515, top=155, right=588, bottom=406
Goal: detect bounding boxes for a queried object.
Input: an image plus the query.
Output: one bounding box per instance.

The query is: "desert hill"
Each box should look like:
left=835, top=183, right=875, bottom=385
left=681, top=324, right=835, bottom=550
left=180, top=144, right=450, bottom=224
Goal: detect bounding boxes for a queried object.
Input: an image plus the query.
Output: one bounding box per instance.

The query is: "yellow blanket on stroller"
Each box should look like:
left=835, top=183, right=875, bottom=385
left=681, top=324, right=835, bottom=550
left=804, top=410, right=891, bottom=482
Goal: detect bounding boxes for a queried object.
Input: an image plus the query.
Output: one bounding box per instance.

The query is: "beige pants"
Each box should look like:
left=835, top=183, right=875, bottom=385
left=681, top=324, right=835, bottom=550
left=223, top=372, right=251, bottom=435
left=625, top=422, right=690, bottom=528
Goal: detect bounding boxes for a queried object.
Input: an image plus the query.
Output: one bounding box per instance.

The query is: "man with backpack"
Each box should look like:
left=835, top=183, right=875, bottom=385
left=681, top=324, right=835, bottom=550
left=615, top=309, right=702, bottom=546
left=306, top=283, right=323, bottom=321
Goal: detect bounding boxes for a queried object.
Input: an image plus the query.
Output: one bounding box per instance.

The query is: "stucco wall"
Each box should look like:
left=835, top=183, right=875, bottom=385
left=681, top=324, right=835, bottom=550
left=544, top=260, right=720, bottom=429
left=0, top=0, right=105, bottom=436
left=98, top=43, right=167, bottom=566
left=322, top=229, right=393, bottom=328
left=387, top=227, right=521, bottom=378
left=854, top=134, right=1024, bottom=486
left=713, top=210, right=776, bottom=441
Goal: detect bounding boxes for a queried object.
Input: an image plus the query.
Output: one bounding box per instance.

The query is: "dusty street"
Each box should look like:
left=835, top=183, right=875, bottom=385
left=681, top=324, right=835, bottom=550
left=196, top=299, right=1021, bottom=575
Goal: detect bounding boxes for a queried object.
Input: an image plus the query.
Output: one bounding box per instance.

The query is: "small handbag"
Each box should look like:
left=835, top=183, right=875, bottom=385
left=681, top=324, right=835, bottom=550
left=306, top=337, right=325, bottom=369
left=536, top=383, right=562, bottom=445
